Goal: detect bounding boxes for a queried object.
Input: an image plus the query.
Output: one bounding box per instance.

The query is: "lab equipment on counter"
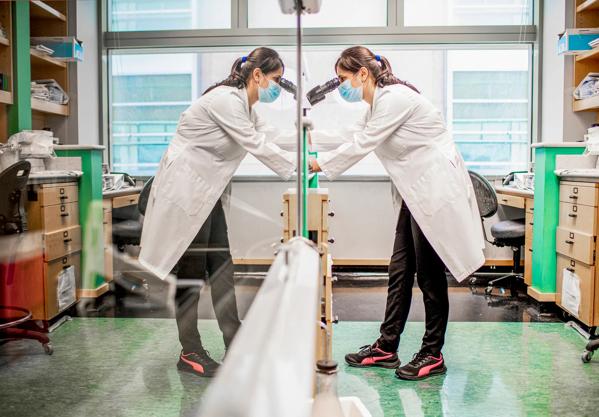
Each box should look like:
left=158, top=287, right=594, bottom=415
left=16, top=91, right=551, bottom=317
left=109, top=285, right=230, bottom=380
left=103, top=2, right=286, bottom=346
left=8, top=130, right=56, bottom=159
left=103, top=172, right=136, bottom=192
left=0, top=143, right=20, bottom=172
left=306, top=77, right=341, bottom=105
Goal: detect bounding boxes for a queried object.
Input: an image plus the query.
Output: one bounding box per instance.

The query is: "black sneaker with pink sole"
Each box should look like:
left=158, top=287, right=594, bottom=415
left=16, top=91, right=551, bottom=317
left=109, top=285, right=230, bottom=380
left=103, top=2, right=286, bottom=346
left=344, top=342, right=401, bottom=369
left=395, top=351, right=447, bottom=380
left=177, top=349, right=220, bottom=377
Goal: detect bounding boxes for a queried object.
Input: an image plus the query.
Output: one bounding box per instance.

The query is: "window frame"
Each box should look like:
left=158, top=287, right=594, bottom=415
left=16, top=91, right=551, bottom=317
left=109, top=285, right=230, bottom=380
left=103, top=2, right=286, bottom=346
left=100, top=0, right=542, bottom=179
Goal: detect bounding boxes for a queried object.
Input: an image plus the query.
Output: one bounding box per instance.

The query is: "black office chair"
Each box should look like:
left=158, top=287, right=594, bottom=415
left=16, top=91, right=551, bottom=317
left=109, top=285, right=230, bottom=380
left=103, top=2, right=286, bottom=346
left=469, top=171, right=525, bottom=296
left=110, top=178, right=154, bottom=300
left=112, top=177, right=154, bottom=250
left=0, top=161, right=53, bottom=354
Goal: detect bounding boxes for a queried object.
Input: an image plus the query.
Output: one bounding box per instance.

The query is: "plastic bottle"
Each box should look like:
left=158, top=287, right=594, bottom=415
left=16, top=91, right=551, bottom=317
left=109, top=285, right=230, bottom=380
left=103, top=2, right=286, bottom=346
left=311, top=360, right=345, bottom=417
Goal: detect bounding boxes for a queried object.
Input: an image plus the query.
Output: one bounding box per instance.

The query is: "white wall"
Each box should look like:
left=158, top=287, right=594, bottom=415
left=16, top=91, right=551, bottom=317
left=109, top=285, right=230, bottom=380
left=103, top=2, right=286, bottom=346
left=76, top=0, right=100, bottom=146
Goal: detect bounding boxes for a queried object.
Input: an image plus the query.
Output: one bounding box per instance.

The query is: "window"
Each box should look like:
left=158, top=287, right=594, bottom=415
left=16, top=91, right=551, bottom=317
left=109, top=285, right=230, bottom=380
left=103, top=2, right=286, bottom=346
left=404, top=0, right=533, bottom=26
left=109, top=0, right=230, bottom=31
left=108, top=46, right=531, bottom=177
left=447, top=49, right=530, bottom=175
left=248, top=0, right=387, bottom=28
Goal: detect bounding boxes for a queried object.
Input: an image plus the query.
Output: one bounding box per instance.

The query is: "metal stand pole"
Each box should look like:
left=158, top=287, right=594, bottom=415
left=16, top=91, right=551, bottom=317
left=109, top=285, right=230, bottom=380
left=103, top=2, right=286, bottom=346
left=295, top=6, right=304, bottom=238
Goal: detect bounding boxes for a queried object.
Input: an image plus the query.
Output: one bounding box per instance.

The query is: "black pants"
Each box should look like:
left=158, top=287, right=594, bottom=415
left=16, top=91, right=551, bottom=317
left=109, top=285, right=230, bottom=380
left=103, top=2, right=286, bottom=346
left=172, top=199, right=241, bottom=353
left=377, top=202, right=449, bottom=356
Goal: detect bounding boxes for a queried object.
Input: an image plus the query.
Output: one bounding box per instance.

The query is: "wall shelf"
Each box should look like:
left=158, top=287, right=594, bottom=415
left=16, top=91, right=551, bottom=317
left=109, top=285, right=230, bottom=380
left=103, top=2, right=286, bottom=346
left=0, top=36, right=8, bottom=47
left=576, top=48, right=599, bottom=62
left=578, top=0, right=599, bottom=13
left=30, top=48, right=67, bottom=69
left=30, top=1, right=66, bottom=22
left=573, top=95, right=599, bottom=112
left=31, top=98, right=69, bottom=116
left=0, top=90, right=12, bottom=105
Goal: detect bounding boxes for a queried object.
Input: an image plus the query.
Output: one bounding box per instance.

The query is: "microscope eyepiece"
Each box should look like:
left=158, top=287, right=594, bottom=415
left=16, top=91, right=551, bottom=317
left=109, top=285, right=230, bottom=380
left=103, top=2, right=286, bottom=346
left=279, top=78, right=297, bottom=99
left=306, top=77, right=341, bottom=106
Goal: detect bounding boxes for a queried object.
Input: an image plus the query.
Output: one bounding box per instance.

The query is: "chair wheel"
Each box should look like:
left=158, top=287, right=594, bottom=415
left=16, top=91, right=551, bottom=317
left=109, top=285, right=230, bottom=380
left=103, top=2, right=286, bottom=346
left=469, top=277, right=477, bottom=286
left=485, top=286, right=493, bottom=295
left=582, top=350, right=593, bottom=363
left=43, top=342, right=53, bottom=355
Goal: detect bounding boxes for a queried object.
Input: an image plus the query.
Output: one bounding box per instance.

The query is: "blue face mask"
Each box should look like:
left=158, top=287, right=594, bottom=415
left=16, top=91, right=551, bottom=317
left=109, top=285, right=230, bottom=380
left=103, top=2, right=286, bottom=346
left=258, top=79, right=282, bottom=103
left=338, top=77, right=363, bottom=103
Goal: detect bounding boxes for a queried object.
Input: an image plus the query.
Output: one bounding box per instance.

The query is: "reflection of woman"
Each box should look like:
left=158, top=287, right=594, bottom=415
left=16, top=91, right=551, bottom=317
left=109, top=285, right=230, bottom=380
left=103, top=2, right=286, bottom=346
left=311, top=46, right=485, bottom=380
left=139, top=47, right=296, bottom=377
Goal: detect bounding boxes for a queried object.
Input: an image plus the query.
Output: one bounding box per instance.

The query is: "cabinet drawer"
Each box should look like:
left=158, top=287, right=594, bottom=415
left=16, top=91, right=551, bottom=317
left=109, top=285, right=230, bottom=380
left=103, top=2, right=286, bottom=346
left=556, top=227, right=595, bottom=265
left=556, top=255, right=595, bottom=325
left=44, top=252, right=81, bottom=320
left=525, top=211, right=534, bottom=235
left=496, top=193, right=525, bottom=209
left=112, top=194, right=139, bottom=209
left=41, top=202, right=79, bottom=232
left=43, top=226, right=82, bottom=262
left=524, top=246, right=533, bottom=286
left=103, top=206, right=112, bottom=225
left=559, top=202, right=597, bottom=235
left=38, top=183, right=79, bottom=207
left=560, top=182, right=599, bottom=207
left=103, top=248, right=113, bottom=282
left=525, top=198, right=534, bottom=214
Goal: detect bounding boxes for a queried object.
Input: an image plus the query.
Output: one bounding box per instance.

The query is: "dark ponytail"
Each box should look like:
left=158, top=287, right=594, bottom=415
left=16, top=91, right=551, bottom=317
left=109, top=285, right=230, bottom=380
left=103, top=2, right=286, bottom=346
left=335, top=46, right=419, bottom=93
left=203, top=47, right=285, bottom=95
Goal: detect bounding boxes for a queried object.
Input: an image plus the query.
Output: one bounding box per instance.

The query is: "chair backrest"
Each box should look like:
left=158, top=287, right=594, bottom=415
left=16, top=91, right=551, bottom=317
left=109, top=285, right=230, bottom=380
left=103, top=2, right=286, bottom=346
left=138, top=176, right=154, bottom=216
left=0, top=161, right=31, bottom=235
left=468, top=170, right=498, bottom=219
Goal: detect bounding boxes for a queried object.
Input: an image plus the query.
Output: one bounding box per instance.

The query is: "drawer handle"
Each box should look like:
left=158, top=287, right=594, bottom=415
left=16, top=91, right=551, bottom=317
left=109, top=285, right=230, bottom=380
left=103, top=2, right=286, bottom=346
left=528, top=248, right=533, bottom=252
left=63, top=238, right=72, bottom=244
left=569, top=195, right=578, bottom=199
left=529, top=222, right=534, bottom=226
left=60, top=195, right=68, bottom=200
left=61, top=213, right=69, bottom=217
left=501, top=198, right=508, bottom=202
left=566, top=267, right=575, bottom=273
left=565, top=240, right=574, bottom=244
left=568, top=214, right=578, bottom=218
left=62, top=265, right=72, bottom=270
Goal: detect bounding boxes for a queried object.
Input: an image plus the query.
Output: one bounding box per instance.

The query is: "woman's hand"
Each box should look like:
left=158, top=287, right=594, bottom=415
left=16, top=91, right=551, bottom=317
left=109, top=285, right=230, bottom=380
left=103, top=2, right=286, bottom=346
left=309, top=158, right=322, bottom=173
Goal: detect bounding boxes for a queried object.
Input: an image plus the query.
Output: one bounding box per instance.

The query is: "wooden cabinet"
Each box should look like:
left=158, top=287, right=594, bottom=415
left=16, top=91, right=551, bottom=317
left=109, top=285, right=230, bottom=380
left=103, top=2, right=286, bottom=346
left=102, top=199, right=113, bottom=282
left=556, top=181, right=599, bottom=326
left=25, top=180, right=81, bottom=320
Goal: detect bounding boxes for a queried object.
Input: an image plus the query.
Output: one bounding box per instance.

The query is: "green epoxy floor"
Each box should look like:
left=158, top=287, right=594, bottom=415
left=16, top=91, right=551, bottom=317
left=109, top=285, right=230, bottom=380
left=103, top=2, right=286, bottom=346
left=1, top=319, right=598, bottom=417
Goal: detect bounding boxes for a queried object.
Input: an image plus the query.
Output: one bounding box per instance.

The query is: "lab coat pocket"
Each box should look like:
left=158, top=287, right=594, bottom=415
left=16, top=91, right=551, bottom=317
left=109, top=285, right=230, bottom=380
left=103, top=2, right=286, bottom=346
left=162, top=158, right=210, bottom=216
left=410, top=158, right=461, bottom=216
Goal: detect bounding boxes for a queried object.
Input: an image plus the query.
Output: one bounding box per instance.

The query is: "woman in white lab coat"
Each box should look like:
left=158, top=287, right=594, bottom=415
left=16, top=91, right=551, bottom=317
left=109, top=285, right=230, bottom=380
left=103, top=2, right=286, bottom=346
left=310, top=46, right=485, bottom=380
left=139, top=47, right=296, bottom=377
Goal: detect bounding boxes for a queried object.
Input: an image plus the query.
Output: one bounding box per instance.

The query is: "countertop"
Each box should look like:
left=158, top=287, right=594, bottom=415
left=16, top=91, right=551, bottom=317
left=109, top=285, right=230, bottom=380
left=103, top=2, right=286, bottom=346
left=103, top=186, right=143, bottom=198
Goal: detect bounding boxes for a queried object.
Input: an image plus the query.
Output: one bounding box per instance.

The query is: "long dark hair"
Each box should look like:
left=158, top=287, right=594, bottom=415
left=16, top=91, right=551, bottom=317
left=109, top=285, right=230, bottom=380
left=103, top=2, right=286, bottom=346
left=335, top=46, right=419, bottom=93
left=203, top=47, right=285, bottom=95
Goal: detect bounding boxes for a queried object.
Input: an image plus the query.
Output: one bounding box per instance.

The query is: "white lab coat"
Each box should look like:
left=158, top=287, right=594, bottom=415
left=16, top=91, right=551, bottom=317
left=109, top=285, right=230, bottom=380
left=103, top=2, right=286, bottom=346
left=314, top=84, right=485, bottom=282
left=139, top=86, right=296, bottom=279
